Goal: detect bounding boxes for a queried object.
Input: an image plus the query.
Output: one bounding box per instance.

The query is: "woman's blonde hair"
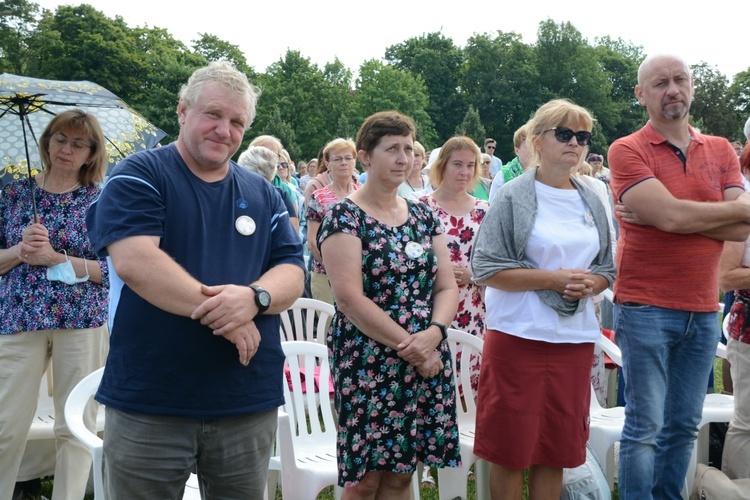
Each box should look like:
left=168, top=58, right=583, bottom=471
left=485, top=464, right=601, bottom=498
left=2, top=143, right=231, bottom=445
left=428, top=136, right=482, bottom=191
left=527, top=99, right=594, bottom=167
left=39, top=109, right=108, bottom=186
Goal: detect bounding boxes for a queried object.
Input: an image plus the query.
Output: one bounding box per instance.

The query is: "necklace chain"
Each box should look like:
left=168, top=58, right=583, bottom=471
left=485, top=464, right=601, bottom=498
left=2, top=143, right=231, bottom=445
left=41, top=172, right=80, bottom=194
left=365, top=195, right=399, bottom=226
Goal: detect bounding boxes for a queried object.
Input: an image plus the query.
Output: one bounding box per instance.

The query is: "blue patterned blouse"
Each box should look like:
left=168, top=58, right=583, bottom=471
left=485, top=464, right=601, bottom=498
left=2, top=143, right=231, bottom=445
left=0, top=179, right=108, bottom=334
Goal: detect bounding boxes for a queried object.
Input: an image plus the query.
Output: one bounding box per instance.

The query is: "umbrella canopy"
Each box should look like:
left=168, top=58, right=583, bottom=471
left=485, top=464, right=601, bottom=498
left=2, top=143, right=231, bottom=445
left=0, top=73, right=167, bottom=188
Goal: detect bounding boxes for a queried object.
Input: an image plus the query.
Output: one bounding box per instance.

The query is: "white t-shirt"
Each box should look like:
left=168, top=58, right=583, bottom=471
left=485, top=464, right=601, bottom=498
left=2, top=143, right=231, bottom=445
left=485, top=181, right=601, bottom=343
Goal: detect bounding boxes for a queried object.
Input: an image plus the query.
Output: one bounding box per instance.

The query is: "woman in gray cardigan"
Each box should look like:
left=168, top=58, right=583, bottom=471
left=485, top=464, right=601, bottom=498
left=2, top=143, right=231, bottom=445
left=470, top=99, right=616, bottom=499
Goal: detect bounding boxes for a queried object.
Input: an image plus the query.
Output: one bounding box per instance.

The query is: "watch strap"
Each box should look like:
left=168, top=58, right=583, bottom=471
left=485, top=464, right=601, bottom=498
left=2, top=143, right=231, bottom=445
left=428, top=321, right=448, bottom=341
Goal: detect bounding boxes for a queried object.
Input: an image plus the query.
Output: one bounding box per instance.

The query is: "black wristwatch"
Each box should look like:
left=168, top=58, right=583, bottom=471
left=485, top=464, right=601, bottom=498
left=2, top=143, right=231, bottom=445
left=249, top=284, right=271, bottom=314
left=428, top=321, right=448, bottom=341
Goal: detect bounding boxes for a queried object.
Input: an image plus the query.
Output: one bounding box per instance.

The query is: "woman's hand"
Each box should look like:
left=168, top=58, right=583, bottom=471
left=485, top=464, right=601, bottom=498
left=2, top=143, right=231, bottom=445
left=561, top=271, right=596, bottom=301
left=416, top=350, right=444, bottom=379
left=19, top=223, right=65, bottom=267
left=396, top=328, right=442, bottom=365
left=452, top=265, right=473, bottom=287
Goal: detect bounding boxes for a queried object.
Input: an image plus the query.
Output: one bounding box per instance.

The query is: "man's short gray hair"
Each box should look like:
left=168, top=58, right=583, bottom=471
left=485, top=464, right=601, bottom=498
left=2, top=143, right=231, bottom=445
left=237, top=146, right=278, bottom=182
left=179, top=61, right=260, bottom=130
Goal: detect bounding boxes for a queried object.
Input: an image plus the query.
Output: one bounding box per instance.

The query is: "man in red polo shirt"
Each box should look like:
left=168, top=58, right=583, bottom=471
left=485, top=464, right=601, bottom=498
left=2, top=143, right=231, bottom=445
left=609, top=54, right=750, bottom=499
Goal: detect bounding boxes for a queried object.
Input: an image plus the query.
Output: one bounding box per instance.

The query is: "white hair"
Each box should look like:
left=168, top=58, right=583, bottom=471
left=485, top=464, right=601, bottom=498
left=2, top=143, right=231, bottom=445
left=237, top=146, right=278, bottom=181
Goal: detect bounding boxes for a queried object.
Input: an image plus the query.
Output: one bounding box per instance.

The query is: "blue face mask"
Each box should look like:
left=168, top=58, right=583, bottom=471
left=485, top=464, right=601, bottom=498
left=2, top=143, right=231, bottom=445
left=46, top=250, right=89, bottom=285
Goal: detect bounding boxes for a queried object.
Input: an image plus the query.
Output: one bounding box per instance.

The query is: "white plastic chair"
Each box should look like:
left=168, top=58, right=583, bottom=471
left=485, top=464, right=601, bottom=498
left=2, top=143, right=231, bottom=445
left=436, top=328, right=489, bottom=500
left=27, top=367, right=56, bottom=441
left=588, top=333, right=626, bottom=491
left=277, top=341, right=419, bottom=499
left=681, top=313, right=734, bottom=495
left=279, top=298, right=335, bottom=344
left=277, top=341, right=338, bottom=499
left=65, top=367, right=202, bottom=500
left=64, top=367, right=106, bottom=500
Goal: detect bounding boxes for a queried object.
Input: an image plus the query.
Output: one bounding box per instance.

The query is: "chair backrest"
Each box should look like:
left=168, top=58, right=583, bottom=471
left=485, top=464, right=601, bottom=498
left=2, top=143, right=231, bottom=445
left=64, top=367, right=105, bottom=500
left=280, top=341, right=336, bottom=445
left=280, top=298, right=335, bottom=345
left=446, top=328, right=484, bottom=421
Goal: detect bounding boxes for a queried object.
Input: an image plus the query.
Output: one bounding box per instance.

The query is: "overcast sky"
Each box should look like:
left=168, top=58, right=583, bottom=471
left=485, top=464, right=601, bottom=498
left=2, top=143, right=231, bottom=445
left=37, top=0, right=747, bottom=81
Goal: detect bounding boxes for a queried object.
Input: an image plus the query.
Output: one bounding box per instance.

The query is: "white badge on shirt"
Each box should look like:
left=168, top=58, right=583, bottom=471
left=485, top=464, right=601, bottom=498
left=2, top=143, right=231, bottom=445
left=235, top=216, right=256, bottom=236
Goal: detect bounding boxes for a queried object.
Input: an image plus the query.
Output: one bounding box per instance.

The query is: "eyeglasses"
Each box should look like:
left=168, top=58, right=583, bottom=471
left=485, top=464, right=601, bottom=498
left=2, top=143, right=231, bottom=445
left=328, top=156, right=356, bottom=164
left=52, top=133, right=91, bottom=152
left=277, top=162, right=289, bottom=169
left=544, top=127, right=592, bottom=146
left=481, top=160, right=491, bottom=165
left=485, top=145, right=495, bottom=150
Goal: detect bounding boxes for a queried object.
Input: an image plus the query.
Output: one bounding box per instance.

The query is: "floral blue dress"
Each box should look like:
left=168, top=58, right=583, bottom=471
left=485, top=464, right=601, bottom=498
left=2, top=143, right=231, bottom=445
left=318, top=198, right=461, bottom=487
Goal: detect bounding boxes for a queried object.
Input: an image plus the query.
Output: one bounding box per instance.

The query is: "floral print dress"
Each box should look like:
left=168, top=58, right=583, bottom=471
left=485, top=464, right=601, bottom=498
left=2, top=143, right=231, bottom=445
left=318, top=198, right=461, bottom=487
left=420, top=195, right=488, bottom=390
left=0, top=179, right=108, bottom=334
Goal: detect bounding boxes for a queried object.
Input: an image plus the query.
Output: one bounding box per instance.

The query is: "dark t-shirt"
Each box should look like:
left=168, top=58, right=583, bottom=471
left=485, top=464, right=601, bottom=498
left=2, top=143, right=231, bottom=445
left=86, top=144, right=304, bottom=418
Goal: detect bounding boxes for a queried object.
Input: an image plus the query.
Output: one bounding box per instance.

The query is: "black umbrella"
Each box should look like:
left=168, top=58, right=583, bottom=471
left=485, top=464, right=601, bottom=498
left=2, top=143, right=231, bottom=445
left=0, top=73, right=167, bottom=218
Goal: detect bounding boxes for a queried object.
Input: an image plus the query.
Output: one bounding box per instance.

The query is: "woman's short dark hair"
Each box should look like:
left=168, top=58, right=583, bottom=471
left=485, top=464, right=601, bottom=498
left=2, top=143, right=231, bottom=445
left=356, top=111, right=416, bottom=154
left=39, top=109, right=108, bottom=186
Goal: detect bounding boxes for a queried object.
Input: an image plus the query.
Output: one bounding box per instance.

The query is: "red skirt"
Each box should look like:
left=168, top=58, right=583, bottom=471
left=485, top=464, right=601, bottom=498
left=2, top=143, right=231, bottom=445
left=474, top=330, right=593, bottom=469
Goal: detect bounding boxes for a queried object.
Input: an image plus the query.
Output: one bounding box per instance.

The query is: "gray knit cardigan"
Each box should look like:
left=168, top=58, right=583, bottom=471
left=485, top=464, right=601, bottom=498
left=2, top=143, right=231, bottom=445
left=471, top=167, right=616, bottom=317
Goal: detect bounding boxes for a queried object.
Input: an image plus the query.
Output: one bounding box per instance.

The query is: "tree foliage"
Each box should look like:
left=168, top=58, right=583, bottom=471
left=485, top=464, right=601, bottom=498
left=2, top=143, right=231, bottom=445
left=454, top=105, right=485, bottom=147
left=352, top=59, right=438, bottom=149
left=385, top=32, right=466, bottom=143
left=690, top=62, right=738, bottom=140
left=2, top=2, right=746, bottom=164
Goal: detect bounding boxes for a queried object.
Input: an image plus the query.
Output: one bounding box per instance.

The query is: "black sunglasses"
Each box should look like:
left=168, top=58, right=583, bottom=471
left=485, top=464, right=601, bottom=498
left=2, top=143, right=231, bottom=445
left=544, top=127, right=592, bottom=146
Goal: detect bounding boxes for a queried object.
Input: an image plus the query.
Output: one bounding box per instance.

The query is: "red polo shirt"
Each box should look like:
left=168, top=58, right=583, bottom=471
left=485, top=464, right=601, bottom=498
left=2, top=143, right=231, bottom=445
left=609, top=122, right=743, bottom=312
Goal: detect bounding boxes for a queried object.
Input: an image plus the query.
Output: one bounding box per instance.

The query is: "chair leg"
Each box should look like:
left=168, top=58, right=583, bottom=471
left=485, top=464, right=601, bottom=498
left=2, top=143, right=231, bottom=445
left=475, top=459, right=491, bottom=500
left=266, top=469, right=279, bottom=500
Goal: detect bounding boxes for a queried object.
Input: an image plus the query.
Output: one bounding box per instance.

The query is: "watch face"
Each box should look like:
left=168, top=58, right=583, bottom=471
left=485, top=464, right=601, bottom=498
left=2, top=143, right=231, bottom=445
left=257, top=290, right=271, bottom=307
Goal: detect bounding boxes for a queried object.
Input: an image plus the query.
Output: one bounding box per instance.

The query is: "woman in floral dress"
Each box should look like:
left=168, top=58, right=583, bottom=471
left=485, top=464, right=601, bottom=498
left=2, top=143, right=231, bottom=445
left=319, top=111, right=461, bottom=499
left=420, top=136, right=489, bottom=391
left=0, top=110, right=109, bottom=500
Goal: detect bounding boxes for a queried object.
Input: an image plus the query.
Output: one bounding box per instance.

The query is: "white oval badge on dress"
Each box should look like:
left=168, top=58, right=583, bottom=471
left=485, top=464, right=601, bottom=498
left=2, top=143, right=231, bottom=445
left=235, top=215, right=256, bottom=236
left=405, top=241, right=424, bottom=259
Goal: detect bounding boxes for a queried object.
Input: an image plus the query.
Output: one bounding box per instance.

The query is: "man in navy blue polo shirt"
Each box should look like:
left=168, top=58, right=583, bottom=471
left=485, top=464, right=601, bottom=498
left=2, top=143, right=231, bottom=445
left=87, top=61, right=305, bottom=498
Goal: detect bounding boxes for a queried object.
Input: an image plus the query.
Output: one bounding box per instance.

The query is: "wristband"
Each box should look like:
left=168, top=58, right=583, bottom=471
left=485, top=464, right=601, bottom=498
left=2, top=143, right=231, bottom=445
left=428, top=321, right=448, bottom=341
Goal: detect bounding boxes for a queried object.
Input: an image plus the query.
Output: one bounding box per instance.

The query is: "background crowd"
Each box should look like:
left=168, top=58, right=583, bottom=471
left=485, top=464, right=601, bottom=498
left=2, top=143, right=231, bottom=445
left=2, top=48, right=750, bottom=500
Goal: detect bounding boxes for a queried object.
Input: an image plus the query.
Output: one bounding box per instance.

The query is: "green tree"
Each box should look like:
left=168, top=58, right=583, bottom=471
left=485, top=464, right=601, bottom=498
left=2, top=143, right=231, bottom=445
left=252, top=50, right=352, bottom=161
left=592, top=36, right=645, bottom=146
left=385, top=32, right=466, bottom=143
left=535, top=19, right=619, bottom=152
left=264, top=106, right=299, bottom=160
left=454, top=105, right=485, bottom=147
left=728, top=69, right=750, bottom=140
left=461, top=31, right=540, bottom=162
left=690, top=62, right=739, bottom=140
left=129, top=26, right=207, bottom=140
left=0, top=0, right=40, bottom=74
left=352, top=59, right=438, bottom=148
left=33, top=4, right=145, bottom=102
left=192, top=33, right=252, bottom=76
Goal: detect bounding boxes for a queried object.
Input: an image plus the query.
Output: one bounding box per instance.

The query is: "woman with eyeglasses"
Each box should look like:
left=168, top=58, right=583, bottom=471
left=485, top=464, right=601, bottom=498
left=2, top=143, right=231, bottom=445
left=306, top=138, right=361, bottom=306
left=0, top=110, right=110, bottom=500
left=471, top=99, right=616, bottom=499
